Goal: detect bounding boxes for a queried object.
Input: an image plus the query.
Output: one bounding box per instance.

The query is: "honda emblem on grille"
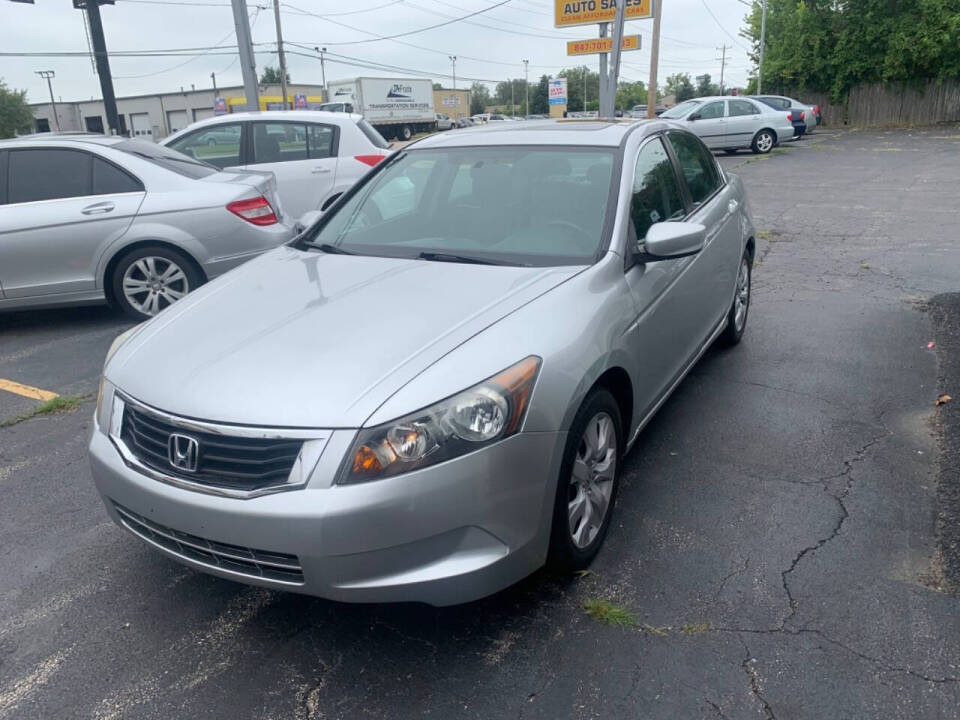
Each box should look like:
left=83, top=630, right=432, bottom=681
left=168, top=433, right=199, bottom=473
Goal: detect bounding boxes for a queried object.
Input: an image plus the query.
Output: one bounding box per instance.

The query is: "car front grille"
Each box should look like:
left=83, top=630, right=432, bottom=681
left=120, top=403, right=304, bottom=492
left=113, top=503, right=304, bottom=585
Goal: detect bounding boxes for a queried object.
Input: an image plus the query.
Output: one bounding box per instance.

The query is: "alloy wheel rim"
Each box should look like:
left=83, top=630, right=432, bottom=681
left=568, top=412, right=617, bottom=549
left=734, top=258, right=750, bottom=331
left=758, top=133, right=773, bottom=152
left=122, top=257, right=189, bottom=316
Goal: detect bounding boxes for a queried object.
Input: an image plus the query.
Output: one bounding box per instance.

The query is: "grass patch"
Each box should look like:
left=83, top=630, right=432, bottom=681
left=583, top=598, right=638, bottom=627
left=0, top=394, right=89, bottom=428
left=678, top=623, right=712, bottom=635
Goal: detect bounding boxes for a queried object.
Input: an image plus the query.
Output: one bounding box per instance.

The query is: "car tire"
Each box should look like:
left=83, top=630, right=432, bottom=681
left=207, top=138, right=217, bottom=146
left=751, top=129, right=775, bottom=154
left=111, top=245, right=203, bottom=320
left=400, top=125, right=413, bottom=141
left=720, top=249, right=752, bottom=346
left=547, top=388, right=623, bottom=572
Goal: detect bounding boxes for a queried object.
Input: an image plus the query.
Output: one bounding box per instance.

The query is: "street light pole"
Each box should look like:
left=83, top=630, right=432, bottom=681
left=35, top=70, right=60, bottom=131
left=523, top=59, right=529, bottom=116
left=449, top=55, right=457, bottom=89
left=646, top=0, right=662, bottom=120
left=314, top=47, right=328, bottom=93
left=583, top=65, right=587, bottom=112
left=230, top=0, right=260, bottom=112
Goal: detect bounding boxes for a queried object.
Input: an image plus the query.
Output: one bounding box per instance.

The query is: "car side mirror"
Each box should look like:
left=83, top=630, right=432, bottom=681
left=637, top=222, right=706, bottom=260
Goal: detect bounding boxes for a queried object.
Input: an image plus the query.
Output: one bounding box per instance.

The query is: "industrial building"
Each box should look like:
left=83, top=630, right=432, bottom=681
left=432, top=88, right=471, bottom=121
left=29, top=83, right=328, bottom=141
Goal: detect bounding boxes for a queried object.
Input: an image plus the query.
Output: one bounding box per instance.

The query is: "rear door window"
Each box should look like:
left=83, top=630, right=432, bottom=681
left=166, top=123, right=242, bottom=169
left=93, top=157, right=144, bottom=194
left=666, top=132, right=724, bottom=207
left=728, top=100, right=760, bottom=117
left=252, top=122, right=308, bottom=164
left=307, top=124, right=337, bottom=159
left=8, top=148, right=92, bottom=204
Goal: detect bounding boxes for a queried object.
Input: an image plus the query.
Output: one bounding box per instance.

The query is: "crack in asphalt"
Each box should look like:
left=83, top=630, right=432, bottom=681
left=740, top=641, right=776, bottom=720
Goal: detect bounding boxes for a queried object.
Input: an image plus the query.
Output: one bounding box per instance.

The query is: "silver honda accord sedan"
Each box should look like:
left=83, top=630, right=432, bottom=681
left=89, top=119, right=755, bottom=606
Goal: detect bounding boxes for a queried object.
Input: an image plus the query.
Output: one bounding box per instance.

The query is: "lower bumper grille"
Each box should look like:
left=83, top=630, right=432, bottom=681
left=113, top=503, right=304, bottom=585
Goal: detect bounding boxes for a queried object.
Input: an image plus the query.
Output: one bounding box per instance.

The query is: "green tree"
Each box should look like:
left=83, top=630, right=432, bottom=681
left=0, top=79, right=33, bottom=138
left=664, top=72, right=695, bottom=102
left=259, top=66, right=290, bottom=84
left=615, top=80, right=647, bottom=110
left=470, top=81, right=492, bottom=115
left=695, top=73, right=719, bottom=97
left=531, top=75, right=550, bottom=114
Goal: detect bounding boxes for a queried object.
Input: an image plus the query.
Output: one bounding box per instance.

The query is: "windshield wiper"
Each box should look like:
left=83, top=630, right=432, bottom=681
left=302, top=242, right=357, bottom=255
left=417, top=251, right=513, bottom=266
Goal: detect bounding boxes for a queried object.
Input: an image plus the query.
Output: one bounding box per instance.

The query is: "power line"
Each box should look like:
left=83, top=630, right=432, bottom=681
left=699, top=0, right=749, bottom=51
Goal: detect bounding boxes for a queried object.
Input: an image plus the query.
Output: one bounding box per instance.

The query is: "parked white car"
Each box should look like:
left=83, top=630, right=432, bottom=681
left=161, top=111, right=392, bottom=220
left=435, top=113, right=454, bottom=131
left=659, top=96, right=795, bottom=154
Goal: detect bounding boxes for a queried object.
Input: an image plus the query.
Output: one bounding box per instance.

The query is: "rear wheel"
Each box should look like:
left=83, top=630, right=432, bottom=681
left=751, top=129, right=775, bottom=154
left=400, top=124, right=413, bottom=141
left=111, top=245, right=202, bottom=320
left=548, top=388, right=623, bottom=572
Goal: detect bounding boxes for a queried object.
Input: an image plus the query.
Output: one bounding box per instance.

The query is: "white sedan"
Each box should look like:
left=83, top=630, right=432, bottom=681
left=162, top=111, right=392, bottom=220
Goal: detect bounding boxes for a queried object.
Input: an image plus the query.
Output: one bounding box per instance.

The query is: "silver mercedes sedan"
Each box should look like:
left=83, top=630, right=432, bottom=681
left=89, top=119, right=755, bottom=606
left=0, top=134, right=294, bottom=319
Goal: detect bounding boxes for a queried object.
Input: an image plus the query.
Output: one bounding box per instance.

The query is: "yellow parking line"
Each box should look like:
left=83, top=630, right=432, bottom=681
left=0, top=379, right=59, bottom=402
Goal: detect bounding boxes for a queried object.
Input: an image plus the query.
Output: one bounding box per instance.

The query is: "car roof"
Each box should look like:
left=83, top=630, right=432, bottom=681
left=410, top=118, right=669, bottom=149
left=175, top=110, right=362, bottom=130
left=0, top=133, right=125, bottom=148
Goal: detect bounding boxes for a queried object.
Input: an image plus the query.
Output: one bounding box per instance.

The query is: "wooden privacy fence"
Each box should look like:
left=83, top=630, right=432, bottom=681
left=789, top=80, right=960, bottom=127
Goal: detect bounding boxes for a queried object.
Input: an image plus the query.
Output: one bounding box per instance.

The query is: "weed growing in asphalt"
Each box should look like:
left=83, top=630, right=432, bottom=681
left=0, top=394, right=88, bottom=427
left=678, top=623, right=712, bottom=634
left=583, top=598, right=638, bottom=627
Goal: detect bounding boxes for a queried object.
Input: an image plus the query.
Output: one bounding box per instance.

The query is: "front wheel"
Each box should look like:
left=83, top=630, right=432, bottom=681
left=111, top=246, right=202, bottom=320
left=751, top=129, right=775, bottom=154
left=720, top=250, right=752, bottom=346
left=548, top=388, right=623, bottom=572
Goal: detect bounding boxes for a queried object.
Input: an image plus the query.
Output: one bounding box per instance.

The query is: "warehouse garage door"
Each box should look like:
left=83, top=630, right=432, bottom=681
left=193, top=107, right=215, bottom=122
left=130, top=112, right=154, bottom=140
left=166, top=110, right=189, bottom=135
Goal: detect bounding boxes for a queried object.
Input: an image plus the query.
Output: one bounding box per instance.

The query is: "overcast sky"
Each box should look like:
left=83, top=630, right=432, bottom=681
left=1, top=0, right=755, bottom=104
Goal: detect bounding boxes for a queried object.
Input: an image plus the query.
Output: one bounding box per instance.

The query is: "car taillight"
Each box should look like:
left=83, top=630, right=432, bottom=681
left=787, top=112, right=793, bottom=122
left=800, top=111, right=805, bottom=120
left=814, top=105, right=820, bottom=114
left=226, top=196, right=278, bottom=226
left=355, top=154, right=386, bottom=167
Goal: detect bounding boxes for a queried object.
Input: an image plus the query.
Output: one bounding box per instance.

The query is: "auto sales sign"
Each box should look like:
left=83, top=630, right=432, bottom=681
left=555, top=0, right=652, bottom=27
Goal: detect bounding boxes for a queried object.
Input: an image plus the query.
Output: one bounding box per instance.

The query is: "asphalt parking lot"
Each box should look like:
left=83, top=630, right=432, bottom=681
left=2, top=126, right=960, bottom=719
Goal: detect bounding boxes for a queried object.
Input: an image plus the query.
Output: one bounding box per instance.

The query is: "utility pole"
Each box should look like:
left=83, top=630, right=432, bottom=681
left=35, top=71, right=60, bottom=131
left=718, top=44, right=729, bottom=94
left=523, top=59, right=529, bottom=116
left=603, top=0, right=626, bottom=118
left=231, top=0, right=259, bottom=111
left=272, top=0, right=289, bottom=109
left=314, top=47, right=328, bottom=93
left=449, top=55, right=457, bottom=89
left=211, top=71, right=218, bottom=94
left=646, top=0, right=662, bottom=119
left=583, top=65, right=587, bottom=111
left=78, top=0, right=120, bottom=135
left=510, top=78, right=514, bottom=113
left=757, top=0, right=767, bottom=93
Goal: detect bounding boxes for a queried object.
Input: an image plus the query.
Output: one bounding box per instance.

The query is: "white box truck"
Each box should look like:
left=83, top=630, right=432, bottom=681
left=319, top=77, right=436, bottom=141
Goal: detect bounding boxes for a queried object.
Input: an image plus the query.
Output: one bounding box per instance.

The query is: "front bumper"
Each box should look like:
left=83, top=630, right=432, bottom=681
left=89, top=420, right=565, bottom=606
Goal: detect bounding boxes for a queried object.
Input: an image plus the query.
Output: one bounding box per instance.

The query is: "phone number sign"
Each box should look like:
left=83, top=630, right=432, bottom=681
left=554, top=0, right=652, bottom=27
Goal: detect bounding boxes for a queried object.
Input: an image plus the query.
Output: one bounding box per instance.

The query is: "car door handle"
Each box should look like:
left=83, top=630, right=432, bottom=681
left=728, top=199, right=739, bottom=214
left=311, top=167, right=332, bottom=174
left=81, top=201, right=115, bottom=215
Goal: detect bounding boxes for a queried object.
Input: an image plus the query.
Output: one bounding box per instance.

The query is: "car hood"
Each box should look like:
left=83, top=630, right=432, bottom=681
left=107, top=246, right=580, bottom=427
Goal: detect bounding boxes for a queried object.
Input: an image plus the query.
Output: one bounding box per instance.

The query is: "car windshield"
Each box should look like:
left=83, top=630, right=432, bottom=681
left=114, top=139, right=217, bottom=179
left=660, top=100, right=702, bottom=119
left=303, top=146, right=617, bottom=266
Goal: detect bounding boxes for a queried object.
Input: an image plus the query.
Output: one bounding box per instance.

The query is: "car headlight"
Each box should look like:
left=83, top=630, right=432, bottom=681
left=95, top=324, right=142, bottom=435
left=338, top=356, right=541, bottom=485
